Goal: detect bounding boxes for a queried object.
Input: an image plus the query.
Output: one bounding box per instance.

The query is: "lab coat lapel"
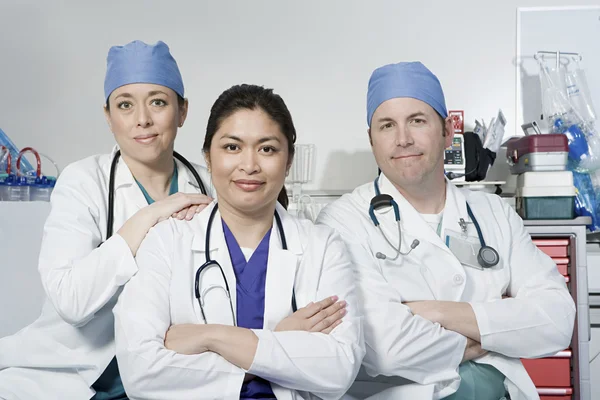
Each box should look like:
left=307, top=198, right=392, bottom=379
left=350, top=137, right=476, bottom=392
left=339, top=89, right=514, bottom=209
left=263, top=204, right=302, bottom=330
left=440, top=180, right=471, bottom=241
left=106, top=146, right=147, bottom=229
left=190, top=203, right=238, bottom=325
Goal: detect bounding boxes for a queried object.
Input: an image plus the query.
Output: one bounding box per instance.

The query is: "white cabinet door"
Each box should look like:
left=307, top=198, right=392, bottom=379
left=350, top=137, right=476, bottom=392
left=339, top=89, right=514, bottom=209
left=0, top=202, right=50, bottom=337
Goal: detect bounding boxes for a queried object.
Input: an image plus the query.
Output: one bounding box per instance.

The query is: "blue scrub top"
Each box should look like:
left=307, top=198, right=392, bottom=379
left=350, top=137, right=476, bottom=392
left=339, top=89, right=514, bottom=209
left=223, top=221, right=276, bottom=400
left=91, top=164, right=179, bottom=400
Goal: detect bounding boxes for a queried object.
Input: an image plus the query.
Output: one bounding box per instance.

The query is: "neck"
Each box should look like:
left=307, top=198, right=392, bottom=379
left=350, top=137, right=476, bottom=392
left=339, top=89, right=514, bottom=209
left=390, top=173, right=447, bottom=214
left=121, top=152, right=174, bottom=201
left=219, top=200, right=276, bottom=249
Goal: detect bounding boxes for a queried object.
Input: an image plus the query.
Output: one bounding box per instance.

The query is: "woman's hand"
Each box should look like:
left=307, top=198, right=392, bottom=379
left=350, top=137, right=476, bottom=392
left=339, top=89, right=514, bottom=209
left=275, top=296, right=347, bottom=334
left=152, top=193, right=214, bottom=223
left=164, top=324, right=210, bottom=355
left=117, top=193, right=213, bottom=255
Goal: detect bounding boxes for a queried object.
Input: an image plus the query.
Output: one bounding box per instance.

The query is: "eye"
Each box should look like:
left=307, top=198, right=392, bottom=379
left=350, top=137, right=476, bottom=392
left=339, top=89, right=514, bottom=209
left=260, top=146, right=278, bottom=154
left=151, top=99, right=167, bottom=107
left=411, top=118, right=426, bottom=124
left=380, top=122, right=393, bottom=130
left=224, top=144, right=240, bottom=152
left=117, top=101, right=132, bottom=110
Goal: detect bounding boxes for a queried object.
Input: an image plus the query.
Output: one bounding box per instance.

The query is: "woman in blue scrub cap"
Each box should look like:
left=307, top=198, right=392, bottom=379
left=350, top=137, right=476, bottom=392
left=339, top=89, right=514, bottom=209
left=0, top=40, right=214, bottom=400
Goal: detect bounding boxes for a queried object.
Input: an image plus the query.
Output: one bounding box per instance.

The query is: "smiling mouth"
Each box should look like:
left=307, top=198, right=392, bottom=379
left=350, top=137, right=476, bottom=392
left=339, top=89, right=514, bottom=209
left=234, top=180, right=265, bottom=192
left=392, top=154, right=422, bottom=159
left=134, top=134, right=159, bottom=144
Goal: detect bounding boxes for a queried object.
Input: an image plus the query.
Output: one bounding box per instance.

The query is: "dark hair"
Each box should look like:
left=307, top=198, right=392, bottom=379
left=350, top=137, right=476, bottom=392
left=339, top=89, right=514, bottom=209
left=105, top=94, right=185, bottom=111
left=204, top=84, right=297, bottom=209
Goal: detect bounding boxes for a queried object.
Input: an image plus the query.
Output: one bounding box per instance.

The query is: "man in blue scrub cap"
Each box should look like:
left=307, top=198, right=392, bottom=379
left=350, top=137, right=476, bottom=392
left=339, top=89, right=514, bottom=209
left=317, top=62, right=575, bottom=399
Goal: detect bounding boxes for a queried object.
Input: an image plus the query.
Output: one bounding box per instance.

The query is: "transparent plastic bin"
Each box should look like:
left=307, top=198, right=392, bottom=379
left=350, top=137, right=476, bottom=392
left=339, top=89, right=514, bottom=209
left=516, top=186, right=576, bottom=220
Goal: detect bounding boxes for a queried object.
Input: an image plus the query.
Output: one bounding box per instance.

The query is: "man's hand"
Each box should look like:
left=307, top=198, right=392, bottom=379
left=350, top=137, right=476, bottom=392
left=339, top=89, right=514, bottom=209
left=405, top=300, right=481, bottom=342
left=462, top=337, right=488, bottom=362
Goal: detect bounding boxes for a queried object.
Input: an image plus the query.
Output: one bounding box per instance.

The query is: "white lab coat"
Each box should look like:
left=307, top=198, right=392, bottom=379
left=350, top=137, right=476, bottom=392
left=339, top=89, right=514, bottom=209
left=0, top=146, right=213, bottom=400
left=316, top=174, right=575, bottom=400
left=113, top=201, right=365, bottom=400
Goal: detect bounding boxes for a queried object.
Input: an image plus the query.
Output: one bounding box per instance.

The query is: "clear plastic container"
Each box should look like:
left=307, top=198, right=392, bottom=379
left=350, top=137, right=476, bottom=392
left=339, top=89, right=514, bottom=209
left=0, top=174, right=15, bottom=201
left=30, top=176, right=54, bottom=202
left=5, top=176, right=30, bottom=201
left=516, top=186, right=576, bottom=220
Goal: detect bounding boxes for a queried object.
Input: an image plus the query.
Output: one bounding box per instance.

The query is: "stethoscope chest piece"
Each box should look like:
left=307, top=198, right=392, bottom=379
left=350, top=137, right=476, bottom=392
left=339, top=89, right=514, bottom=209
left=478, top=245, right=500, bottom=268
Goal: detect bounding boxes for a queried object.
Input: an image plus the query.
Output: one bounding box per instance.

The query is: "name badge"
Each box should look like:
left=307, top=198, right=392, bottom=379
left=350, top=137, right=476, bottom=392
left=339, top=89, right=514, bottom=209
left=445, top=229, right=484, bottom=270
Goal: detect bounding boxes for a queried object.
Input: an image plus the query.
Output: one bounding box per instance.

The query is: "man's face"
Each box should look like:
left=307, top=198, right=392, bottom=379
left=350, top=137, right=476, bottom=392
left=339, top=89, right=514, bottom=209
left=369, top=97, right=453, bottom=189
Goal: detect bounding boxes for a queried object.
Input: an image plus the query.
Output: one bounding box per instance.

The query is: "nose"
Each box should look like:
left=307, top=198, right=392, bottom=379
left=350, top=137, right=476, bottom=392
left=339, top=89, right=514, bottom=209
left=136, top=104, right=153, bottom=128
left=395, top=125, right=414, bottom=147
left=239, top=148, right=260, bottom=174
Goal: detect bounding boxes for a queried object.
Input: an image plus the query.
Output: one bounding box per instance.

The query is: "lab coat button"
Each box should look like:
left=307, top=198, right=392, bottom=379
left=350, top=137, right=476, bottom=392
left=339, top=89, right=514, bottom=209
left=453, top=274, right=464, bottom=285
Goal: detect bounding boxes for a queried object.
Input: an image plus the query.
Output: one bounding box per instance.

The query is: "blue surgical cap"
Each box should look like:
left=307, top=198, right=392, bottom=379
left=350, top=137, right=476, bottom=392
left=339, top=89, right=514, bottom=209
left=104, top=40, right=184, bottom=102
left=366, top=61, right=447, bottom=127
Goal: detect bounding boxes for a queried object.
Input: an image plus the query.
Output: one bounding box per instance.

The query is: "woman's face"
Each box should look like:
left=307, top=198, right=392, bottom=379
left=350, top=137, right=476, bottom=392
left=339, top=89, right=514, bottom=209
left=104, top=83, right=187, bottom=165
left=206, top=108, right=291, bottom=215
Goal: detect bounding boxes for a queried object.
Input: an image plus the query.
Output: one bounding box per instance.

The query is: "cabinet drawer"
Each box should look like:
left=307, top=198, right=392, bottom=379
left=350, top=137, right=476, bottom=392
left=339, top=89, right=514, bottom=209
left=522, top=351, right=571, bottom=387
left=538, top=386, right=573, bottom=399
left=552, top=257, right=569, bottom=276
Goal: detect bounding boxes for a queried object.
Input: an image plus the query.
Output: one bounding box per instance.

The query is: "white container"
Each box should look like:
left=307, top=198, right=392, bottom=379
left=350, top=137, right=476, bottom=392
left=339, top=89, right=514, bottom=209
left=516, top=171, right=574, bottom=188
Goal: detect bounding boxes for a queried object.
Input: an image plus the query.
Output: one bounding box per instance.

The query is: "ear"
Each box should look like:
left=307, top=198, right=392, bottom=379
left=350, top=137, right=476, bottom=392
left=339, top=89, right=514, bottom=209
left=443, top=117, right=455, bottom=147
left=203, top=151, right=211, bottom=172
left=285, top=153, right=294, bottom=177
left=178, top=98, right=189, bottom=128
left=367, top=128, right=373, bottom=146
left=103, top=104, right=112, bottom=131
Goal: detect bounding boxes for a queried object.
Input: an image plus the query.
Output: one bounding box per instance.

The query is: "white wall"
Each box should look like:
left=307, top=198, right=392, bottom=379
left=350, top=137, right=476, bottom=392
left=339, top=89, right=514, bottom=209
left=1, top=0, right=597, bottom=191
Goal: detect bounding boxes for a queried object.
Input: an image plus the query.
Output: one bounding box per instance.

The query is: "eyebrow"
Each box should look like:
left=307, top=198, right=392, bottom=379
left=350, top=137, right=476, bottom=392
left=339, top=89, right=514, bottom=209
left=220, top=134, right=281, bottom=144
left=407, top=112, right=427, bottom=119
left=375, top=117, right=395, bottom=124
left=114, top=90, right=168, bottom=100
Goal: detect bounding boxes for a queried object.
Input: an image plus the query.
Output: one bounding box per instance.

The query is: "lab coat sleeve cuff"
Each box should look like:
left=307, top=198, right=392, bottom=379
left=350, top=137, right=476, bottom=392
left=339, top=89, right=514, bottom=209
left=104, top=233, right=138, bottom=285
left=246, top=329, right=275, bottom=375
left=469, top=301, right=493, bottom=348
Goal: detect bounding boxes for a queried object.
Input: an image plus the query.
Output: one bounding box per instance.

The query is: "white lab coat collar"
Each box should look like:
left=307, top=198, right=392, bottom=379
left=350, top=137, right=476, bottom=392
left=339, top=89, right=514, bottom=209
left=190, top=201, right=303, bottom=255
left=189, top=201, right=303, bottom=328
left=105, top=145, right=207, bottom=209
left=377, top=174, right=471, bottom=253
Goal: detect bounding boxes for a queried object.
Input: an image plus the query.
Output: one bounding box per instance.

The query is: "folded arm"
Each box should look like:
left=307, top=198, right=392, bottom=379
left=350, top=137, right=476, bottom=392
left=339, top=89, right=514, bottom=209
left=317, top=209, right=466, bottom=386
left=467, top=202, right=576, bottom=358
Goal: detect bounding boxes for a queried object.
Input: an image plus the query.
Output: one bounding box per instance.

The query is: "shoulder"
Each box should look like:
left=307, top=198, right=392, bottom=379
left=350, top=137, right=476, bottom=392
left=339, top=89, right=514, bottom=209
left=317, top=181, right=374, bottom=234
left=56, top=153, right=111, bottom=186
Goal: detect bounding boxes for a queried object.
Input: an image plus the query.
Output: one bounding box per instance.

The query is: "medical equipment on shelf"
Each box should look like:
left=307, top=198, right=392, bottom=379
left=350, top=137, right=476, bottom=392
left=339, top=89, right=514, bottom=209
left=193, top=203, right=297, bottom=324
left=0, top=128, right=34, bottom=174
left=104, top=150, right=207, bottom=240
left=1, top=147, right=61, bottom=202
left=444, top=135, right=466, bottom=181
left=505, top=134, right=569, bottom=174
left=515, top=171, right=577, bottom=220
left=369, top=177, right=499, bottom=268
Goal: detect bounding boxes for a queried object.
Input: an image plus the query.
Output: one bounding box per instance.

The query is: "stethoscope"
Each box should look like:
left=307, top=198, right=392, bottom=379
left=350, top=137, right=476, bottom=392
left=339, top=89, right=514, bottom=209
left=369, top=177, right=499, bottom=269
left=194, top=203, right=298, bottom=325
left=104, top=149, right=208, bottom=240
